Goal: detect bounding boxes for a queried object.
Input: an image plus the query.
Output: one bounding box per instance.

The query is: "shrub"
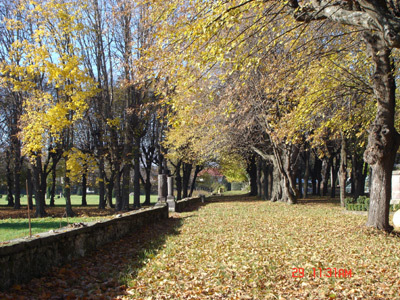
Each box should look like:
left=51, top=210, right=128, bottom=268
left=356, top=196, right=369, bottom=205
left=346, top=203, right=368, bottom=211
left=345, top=197, right=356, bottom=205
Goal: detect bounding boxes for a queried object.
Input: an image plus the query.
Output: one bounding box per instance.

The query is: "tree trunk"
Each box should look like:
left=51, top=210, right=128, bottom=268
left=297, top=170, right=303, bottom=198
left=270, top=158, right=281, bottom=202
left=350, top=158, right=355, bottom=195
left=143, top=168, right=152, bottom=206
left=339, top=137, right=347, bottom=207
left=363, top=163, right=369, bottom=194
left=115, top=170, right=122, bottom=211
left=282, top=144, right=299, bottom=203
left=12, top=103, right=22, bottom=209
left=189, top=165, right=202, bottom=197
left=330, top=155, right=339, bottom=198
left=13, top=146, right=21, bottom=209
left=64, top=173, right=75, bottom=217
left=257, top=158, right=262, bottom=197
left=182, top=162, right=192, bottom=198
left=106, top=178, right=113, bottom=209
left=81, top=171, right=87, bottom=206
left=133, top=142, right=141, bottom=209
left=32, top=157, right=47, bottom=217
left=6, top=151, right=14, bottom=207
left=303, top=150, right=310, bottom=199
left=270, top=143, right=298, bottom=204
left=314, top=157, right=322, bottom=196
left=262, top=161, right=269, bottom=200
left=98, top=157, right=106, bottom=209
left=121, top=165, right=131, bottom=210
left=141, top=153, right=153, bottom=206
left=247, top=155, right=257, bottom=196
left=352, top=154, right=365, bottom=199
left=27, top=168, right=33, bottom=210
left=321, top=158, right=330, bottom=196
left=175, top=160, right=182, bottom=200
left=50, top=161, right=56, bottom=207
left=363, top=32, right=399, bottom=232
left=122, top=135, right=135, bottom=210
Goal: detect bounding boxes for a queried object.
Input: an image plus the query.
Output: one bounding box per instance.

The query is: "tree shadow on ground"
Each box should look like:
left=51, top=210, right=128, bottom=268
left=207, top=194, right=343, bottom=208
left=178, top=202, right=208, bottom=212
left=0, top=216, right=185, bottom=299
left=297, top=198, right=341, bottom=205
left=207, top=194, right=262, bottom=203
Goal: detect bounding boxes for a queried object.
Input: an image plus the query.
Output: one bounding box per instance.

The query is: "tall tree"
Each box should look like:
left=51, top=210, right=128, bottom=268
left=0, top=0, right=97, bottom=216
left=286, top=0, right=400, bottom=231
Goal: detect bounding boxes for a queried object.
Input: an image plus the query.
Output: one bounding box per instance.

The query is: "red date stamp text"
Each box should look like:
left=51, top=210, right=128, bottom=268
left=292, top=267, right=352, bottom=278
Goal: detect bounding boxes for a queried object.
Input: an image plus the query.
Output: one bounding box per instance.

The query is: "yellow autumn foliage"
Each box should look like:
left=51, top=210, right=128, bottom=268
left=0, top=0, right=98, bottom=158
left=65, top=148, right=97, bottom=183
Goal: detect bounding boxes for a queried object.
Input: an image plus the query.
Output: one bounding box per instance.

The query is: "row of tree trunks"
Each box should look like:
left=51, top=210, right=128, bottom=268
left=2, top=0, right=165, bottom=216
left=170, top=160, right=202, bottom=200
left=251, top=138, right=369, bottom=204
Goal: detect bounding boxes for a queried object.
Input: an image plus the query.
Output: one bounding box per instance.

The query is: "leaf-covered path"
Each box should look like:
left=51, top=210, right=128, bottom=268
left=2, top=195, right=400, bottom=299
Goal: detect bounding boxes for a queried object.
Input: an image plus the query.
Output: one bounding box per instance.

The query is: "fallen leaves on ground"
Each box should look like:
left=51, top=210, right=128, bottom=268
left=122, top=196, right=400, bottom=299
left=1, top=195, right=400, bottom=300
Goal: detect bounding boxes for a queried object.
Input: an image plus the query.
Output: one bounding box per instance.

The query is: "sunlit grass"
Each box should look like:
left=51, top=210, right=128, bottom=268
left=221, top=190, right=248, bottom=196
left=0, top=216, right=107, bottom=242
left=0, top=194, right=159, bottom=242
left=0, top=194, right=159, bottom=207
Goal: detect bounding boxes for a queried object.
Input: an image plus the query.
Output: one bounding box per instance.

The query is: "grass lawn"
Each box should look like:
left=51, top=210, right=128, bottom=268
left=0, top=194, right=159, bottom=207
left=0, top=194, right=159, bottom=242
left=222, top=190, right=249, bottom=196
left=0, top=216, right=109, bottom=243
left=123, top=195, right=400, bottom=299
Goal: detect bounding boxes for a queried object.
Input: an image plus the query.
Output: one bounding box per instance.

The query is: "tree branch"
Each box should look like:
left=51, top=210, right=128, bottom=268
left=250, top=146, right=274, bottom=161
left=286, top=0, right=400, bottom=47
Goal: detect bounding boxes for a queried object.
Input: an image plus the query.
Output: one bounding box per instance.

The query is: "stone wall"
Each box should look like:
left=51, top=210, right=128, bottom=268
left=0, top=205, right=168, bottom=291
left=175, top=196, right=204, bottom=212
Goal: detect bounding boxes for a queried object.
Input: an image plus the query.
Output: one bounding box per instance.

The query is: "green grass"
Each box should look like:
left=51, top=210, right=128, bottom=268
left=221, top=190, right=249, bottom=196
left=0, top=194, right=159, bottom=243
left=0, top=216, right=107, bottom=243
left=0, top=194, right=159, bottom=207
